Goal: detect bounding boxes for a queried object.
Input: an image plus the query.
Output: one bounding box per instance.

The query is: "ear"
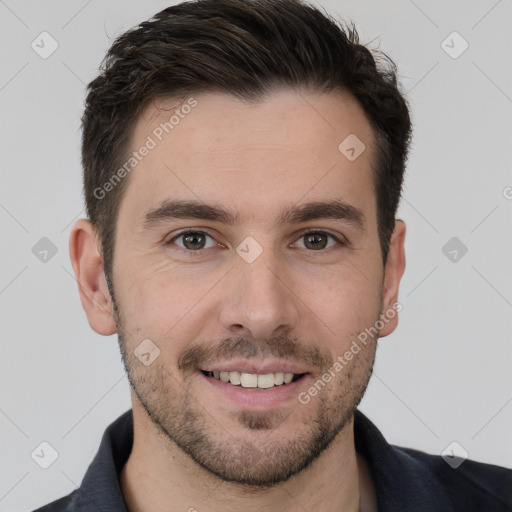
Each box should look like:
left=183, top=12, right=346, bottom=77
left=69, top=219, right=117, bottom=336
left=378, top=219, right=406, bottom=338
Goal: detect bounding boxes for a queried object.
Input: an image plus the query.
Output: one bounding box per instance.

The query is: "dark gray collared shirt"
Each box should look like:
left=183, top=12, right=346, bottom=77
left=32, top=409, right=512, bottom=511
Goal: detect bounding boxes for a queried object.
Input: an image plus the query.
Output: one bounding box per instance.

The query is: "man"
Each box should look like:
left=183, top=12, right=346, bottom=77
left=33, top=0, right=511, bottom=511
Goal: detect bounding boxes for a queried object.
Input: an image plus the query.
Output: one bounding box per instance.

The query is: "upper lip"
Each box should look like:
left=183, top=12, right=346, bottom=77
left=200, top=359, right=311, bottom=375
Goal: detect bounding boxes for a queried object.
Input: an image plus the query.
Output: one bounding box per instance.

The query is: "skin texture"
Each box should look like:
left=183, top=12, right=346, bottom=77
left=70, top=89, right=406, bottom=512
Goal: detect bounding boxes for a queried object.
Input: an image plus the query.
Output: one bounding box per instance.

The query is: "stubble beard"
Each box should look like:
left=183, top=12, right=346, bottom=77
left=110, top=289, right=377, bottom=488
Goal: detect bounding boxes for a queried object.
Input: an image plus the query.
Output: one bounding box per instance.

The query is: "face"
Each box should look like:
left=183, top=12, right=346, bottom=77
left=84, top=89, right=404, bottom=487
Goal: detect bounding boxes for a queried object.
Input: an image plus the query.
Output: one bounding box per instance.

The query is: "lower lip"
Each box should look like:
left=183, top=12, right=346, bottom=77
left=200, top=372, right=310, bottom=410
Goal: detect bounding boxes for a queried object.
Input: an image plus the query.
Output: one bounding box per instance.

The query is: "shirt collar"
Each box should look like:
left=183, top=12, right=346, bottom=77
left=68, top=408, right=452, bottom=511
left=354, top=409, right=453, bottom=511
left=70, top=409, right=133, bottom=511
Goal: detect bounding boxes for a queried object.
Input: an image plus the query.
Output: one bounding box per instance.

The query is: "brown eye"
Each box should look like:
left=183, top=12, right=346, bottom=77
left=182, top=232, right=206, bottom=250
left=304, top=233, right=327, bottom=250
left=167, top=231, right=216, bottom=251
left=294, top=231, right=341, bottom=251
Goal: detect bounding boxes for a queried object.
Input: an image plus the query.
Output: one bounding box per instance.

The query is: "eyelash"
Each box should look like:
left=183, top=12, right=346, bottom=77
left=165, top=229, right=346, bottom=255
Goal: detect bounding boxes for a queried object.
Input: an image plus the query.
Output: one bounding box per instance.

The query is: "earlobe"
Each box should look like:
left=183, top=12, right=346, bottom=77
left=379, top=219, right=406, bottom=338
left=69, top=219, right=117, bottom=336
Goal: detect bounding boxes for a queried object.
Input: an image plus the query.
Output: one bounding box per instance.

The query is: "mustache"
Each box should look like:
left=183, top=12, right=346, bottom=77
left=177, top=335, right=333, bottom=375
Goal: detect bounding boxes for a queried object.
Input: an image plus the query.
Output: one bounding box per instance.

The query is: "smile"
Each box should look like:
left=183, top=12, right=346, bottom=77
left=201, top=370, right=306, bottom=389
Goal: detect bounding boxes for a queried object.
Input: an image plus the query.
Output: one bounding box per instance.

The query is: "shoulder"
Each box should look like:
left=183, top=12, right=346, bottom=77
left=30, top=490, right=77, bottom=512
left=396, top=445, right=512, bottom=510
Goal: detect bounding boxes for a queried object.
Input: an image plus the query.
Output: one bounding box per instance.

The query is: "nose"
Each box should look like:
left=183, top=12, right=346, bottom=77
left=219, top=249, right=300, bottom=341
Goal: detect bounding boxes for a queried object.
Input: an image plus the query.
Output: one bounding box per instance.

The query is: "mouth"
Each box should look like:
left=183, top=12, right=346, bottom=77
left=201, top=370, right=307, bottom=389
left=198, top=360, right=313, bottom=409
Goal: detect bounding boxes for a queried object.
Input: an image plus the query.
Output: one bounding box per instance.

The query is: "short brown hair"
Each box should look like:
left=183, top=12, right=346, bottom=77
left=81, top=0, right=412, bottom=281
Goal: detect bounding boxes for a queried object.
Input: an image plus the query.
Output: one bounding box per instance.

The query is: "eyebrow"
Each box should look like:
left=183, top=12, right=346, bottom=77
left=142, top=198, right=366, bottom=232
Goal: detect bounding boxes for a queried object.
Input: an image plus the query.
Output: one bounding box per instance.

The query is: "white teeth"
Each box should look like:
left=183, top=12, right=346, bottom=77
left=206, top=370, right=301, bottom=388
left=229, top=371, right=241, bottom=385
left=257, top=373, right=275, bottom=389
left=240, top=373, right=258, bottom=388
left=284, top=373, right=294, bottom=384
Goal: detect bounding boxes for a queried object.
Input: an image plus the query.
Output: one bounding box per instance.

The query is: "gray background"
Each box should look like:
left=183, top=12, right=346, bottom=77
left=0, top=0, right=511, bottom=510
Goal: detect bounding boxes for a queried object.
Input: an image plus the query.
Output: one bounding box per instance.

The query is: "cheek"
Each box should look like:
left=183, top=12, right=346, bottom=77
left=115, top=258, right=218, bottom=347
left=305, top=263, right=382, bottom=344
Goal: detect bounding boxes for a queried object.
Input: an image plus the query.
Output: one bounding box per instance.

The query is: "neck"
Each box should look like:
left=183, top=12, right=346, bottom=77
left=121, top=405, right=376, bottom=512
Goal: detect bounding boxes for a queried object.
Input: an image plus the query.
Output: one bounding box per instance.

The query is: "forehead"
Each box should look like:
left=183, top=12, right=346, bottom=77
left=119, top=89, right=377, bottom=228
